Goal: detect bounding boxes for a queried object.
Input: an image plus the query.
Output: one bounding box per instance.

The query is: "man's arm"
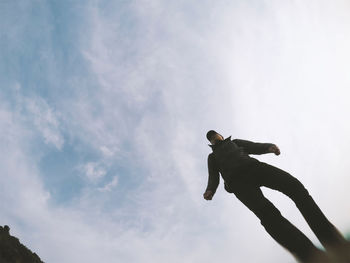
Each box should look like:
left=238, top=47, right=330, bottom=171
left=233, top=139, right=280, bottom=155
left=203, top=154, right=220, bottom=200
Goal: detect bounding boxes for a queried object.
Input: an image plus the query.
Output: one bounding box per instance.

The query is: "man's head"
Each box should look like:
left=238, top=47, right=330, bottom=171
left=206, top=130, right=224, bottom=145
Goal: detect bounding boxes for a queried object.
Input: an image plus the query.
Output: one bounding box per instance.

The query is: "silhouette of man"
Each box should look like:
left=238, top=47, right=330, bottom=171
left=203, top=130, right=348, bottom=263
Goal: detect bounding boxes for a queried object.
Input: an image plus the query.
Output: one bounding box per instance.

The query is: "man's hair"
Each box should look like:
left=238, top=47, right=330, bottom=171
left=206, top=130, right=218, bottom=141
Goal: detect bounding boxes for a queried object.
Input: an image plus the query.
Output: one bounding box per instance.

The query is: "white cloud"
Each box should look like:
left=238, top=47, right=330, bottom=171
left=98, top=176, right=118, bottom=192
left=99, top=145, right=116, bottom=158
left=23, top=94, right=64, bottom=150
left=79, top=162, right=107, bottom=182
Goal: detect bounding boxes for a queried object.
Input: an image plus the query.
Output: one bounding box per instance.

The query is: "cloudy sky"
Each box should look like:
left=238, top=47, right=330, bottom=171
left=1, top=1, right=350, bottom=262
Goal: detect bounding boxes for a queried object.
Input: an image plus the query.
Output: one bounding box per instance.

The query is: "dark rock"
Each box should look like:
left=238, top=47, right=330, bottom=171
left=0, top=225, right=44, bottom=263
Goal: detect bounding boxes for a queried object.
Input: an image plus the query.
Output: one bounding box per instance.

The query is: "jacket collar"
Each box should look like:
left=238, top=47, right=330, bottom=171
left=208, top=136, right=232, bottom=151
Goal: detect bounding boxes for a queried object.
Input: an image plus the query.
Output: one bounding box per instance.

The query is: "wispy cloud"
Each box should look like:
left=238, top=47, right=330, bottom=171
left=24, top=95, right=64, bottom=150
left=79, top=162, right=107, bottom=182
left=98, top=176, right=118, bottom=192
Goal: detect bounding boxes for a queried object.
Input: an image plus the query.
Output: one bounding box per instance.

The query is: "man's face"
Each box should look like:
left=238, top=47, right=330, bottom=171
left=210, top=133, right=224, bottom=145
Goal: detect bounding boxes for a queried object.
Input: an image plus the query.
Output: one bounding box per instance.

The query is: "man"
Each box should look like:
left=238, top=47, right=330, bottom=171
left=203, top=130, right=348, bottom=263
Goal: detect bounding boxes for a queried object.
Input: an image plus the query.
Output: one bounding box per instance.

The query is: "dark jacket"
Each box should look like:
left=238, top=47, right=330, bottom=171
left=205, top=136, right=275, bottom=194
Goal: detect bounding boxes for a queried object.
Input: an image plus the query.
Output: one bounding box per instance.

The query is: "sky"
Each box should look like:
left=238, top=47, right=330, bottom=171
left=1, top=0, right=350, bottom=262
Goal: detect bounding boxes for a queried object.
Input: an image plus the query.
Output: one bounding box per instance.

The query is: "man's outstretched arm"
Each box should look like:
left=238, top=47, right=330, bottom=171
left=203, top=154, right=220, bottom=200
left=233, top=138, right=280, bottom=155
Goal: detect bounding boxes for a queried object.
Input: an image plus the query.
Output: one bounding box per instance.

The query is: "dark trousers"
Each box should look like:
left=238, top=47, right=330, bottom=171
left=229, top=162, right=346, bottom=262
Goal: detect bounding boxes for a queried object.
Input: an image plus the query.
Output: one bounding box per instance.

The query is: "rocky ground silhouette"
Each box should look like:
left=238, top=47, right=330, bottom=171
left=0, top=225, right=43, bottom=263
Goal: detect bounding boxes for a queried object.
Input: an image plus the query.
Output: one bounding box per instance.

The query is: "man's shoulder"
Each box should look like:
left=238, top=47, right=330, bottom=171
left=207, top=153, right=216, bottom=167
left=207, top=152, right=215, bottom=160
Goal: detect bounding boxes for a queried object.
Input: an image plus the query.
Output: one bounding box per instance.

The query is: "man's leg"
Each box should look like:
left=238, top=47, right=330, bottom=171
left=231, top=182, right=325, bottom=262
left=252, top=162, right=348, bottom=255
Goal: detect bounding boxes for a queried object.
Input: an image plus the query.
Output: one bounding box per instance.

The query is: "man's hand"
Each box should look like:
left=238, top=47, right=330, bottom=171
left=268, top=145, right=280, bottom=155
left=203, top=190, right=214, bottom=200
